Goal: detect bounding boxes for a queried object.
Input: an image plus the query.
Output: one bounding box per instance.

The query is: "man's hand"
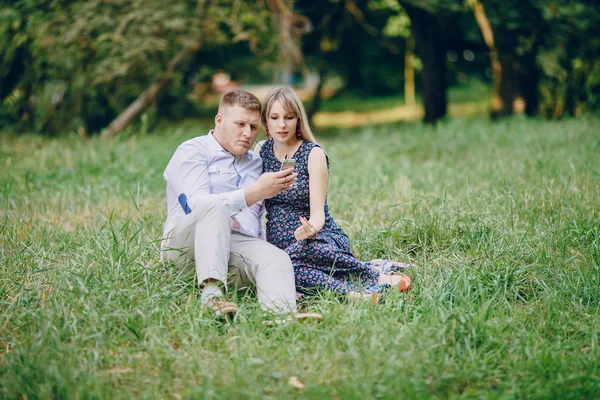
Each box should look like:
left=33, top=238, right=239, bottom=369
left=294, top=216, right=317, bottom=241
left=244, top=168, right=297, bottom=206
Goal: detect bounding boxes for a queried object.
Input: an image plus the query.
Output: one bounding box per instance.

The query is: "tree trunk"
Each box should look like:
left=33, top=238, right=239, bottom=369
left=276, top=6, right=293, bottom=83
left=562, top=37, right=586, bottom=117
left=470, top=0, right=508, bottom=117
left=492, top=52, right=519, bottom=118
left=401, top=2, right=447, bottom=123
left=404, top=34, right=415, bottom=106
left=471, top=0, right=540, bottom=118
left=268, top=0, right=301, bottom=84
left=0, top=18, right=28, bottom=103
left=307, top=61, right=327, bottom=124
left=519, top=49, right=540, bottom=116
left=0, top=48, right=25, bottom=102
left=563, top=72, right=586, bottom=117
left=344, top=30, right=364, bottom=91
left=104, top=43, right=201, bottom=137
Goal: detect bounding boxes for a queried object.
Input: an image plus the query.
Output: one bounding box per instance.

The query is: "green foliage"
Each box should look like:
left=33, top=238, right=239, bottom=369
left=536, top=0, right=600, bottom=115
left=298, top=0, right=417, bottom=95
left=2, top=0, right=599, bottom=135
left=462, top=0, right=600, bottom=115
left=1, top=116, right=600, bottom=397
left=0, top=0, right=276, bottom=135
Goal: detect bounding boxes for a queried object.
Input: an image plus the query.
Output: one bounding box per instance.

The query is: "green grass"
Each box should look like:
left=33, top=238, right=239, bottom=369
left=1, top=115, right=600, bottom=398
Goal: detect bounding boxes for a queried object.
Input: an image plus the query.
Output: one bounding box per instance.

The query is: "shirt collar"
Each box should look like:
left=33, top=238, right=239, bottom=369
left=207, top=130, right=227, bottom=153
left=207, top=130, right=257, bottom=161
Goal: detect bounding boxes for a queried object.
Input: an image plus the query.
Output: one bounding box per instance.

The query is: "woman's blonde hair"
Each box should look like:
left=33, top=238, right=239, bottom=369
left=261, top=86, right=317, bottom=143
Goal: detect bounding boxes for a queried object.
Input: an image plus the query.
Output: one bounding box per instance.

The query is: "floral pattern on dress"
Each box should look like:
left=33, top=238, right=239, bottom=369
left=261, top=139, right=384, bottom=295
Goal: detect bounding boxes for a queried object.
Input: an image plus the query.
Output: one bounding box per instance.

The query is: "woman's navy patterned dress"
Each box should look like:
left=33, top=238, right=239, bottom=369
left=260, top=139, right=383, bottom=295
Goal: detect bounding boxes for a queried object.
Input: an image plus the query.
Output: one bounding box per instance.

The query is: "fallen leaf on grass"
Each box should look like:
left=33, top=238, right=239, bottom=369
left=288, top=376, right=305, bottom=391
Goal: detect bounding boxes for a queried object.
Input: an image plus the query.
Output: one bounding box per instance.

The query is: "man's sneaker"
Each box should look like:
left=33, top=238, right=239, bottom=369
left=261, top=312, right=323, bottom=326
left=205, top=296, right=239, bottom=319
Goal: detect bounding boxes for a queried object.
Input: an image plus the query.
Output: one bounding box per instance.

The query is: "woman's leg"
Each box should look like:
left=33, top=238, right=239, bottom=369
left=294, top=264, right=366, bottom=296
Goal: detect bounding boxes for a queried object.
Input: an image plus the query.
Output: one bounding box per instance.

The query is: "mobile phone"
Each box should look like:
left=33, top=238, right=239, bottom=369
left=280, top=158, right=296, bottom=171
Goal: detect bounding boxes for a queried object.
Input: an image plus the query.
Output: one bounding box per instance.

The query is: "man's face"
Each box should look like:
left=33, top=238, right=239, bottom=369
left=213, top=105, right=260, bottom=156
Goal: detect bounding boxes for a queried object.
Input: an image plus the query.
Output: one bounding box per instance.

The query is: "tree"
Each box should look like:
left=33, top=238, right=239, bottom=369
left=536, top=0, right=600, bottom=117
left=0, top=0, right=278, bottom=135
left=298, top=0, right=412, bottom=122
left=466, top=0, right=600, bottom=118
left=466, top=0, right=544, bottom=117
left=296, top=0, right=359, bottom=121
left=397, top=1, right=450, bottom=122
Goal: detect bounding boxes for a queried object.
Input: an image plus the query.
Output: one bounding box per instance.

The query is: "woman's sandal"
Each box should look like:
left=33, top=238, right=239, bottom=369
left=395, top=274, right=411, bottom=292
left=378, top=273, right=411, bottom=292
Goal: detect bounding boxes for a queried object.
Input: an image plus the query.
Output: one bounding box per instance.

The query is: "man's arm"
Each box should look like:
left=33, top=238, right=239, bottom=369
left=164, top=144, right=247, bottom=216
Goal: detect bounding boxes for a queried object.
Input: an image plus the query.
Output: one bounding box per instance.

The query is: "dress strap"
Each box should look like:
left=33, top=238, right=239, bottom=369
left=302, top=141, right=329, bottom=170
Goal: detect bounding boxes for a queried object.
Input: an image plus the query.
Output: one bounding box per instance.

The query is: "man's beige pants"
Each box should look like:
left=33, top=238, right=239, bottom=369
left=162, top=197, right=297, bottom=313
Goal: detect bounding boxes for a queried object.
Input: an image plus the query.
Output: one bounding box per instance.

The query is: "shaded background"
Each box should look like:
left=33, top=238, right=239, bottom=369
left=1, top=0, right=599, bottom=136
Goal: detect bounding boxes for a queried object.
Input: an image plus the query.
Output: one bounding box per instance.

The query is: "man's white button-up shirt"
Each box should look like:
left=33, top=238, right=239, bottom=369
left=163, top=131, right=264, bottom=239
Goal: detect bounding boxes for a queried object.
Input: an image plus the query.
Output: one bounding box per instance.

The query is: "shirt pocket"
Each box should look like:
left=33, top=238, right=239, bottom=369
left=208, top=165, right=233, bottom=193
left=245, top=169, right=260, bottom=185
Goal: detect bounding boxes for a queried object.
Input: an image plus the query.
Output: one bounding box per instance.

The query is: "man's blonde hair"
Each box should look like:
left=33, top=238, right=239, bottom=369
left=218, top=90, right=261, bottom=113
left=261, top=86, right=317, bottom=143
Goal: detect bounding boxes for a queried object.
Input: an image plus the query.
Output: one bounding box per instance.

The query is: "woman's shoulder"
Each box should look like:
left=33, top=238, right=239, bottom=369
left=307, top=145, right=327, bottom=160
left=257, top=138, right=273, bottom=157
left=306, top=143, right=329, bottom=169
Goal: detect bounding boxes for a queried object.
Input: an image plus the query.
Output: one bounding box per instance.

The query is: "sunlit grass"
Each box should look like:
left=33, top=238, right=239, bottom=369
left=1, top=115, right=599, bottom=398
left=313, top=79, right=491, bottom=127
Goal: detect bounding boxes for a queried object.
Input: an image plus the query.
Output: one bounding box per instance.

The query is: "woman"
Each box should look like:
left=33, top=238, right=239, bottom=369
left=258, top=86, right=410, bottom=301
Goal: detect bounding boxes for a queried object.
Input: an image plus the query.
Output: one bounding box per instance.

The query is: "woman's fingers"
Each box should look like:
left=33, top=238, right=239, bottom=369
left=294, top=217, right=317, bottom=241
left=305, top=218, right=316, bottom=235
left=299, top=217, right=310, bottom=232
left=299, top=217, right=316, bottom=238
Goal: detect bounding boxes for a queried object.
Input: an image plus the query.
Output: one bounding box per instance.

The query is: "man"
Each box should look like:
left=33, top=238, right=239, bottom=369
left=161, top=90, right=315, bottom=321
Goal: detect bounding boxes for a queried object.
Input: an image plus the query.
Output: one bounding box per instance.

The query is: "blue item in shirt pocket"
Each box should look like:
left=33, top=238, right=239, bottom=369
left=208, top=165, right=233, bottom=192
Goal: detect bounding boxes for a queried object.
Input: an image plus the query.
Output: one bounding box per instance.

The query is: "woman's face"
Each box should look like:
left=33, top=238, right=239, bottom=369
left=267, top=100, right=299, bottom=145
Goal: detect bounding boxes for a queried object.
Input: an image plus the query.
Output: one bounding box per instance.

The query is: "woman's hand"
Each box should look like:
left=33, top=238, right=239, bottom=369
left=294, top=216, right=318, bottom=241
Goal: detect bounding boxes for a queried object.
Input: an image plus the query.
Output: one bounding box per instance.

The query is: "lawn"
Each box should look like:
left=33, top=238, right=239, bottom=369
left=1, top=115, right=599, bottom=399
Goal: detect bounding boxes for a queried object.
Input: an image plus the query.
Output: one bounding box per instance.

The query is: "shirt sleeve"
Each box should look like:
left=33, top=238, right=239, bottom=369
left=164, top=144, right=248, bottom=216
left=251, top=201, right=266, bottom=240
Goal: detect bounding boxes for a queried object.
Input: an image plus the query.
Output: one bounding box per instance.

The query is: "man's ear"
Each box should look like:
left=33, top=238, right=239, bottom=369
left=215, top=113, right=223, bottom=128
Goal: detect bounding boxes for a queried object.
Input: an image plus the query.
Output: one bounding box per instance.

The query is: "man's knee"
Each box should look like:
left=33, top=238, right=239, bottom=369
left=264, top=246, right=293, bottom=271
left=194, top=197, right=229, bottom=219
left=182, top=198, right=231, bottom=234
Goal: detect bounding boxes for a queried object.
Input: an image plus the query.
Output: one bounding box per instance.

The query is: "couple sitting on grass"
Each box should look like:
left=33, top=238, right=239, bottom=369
left=161, top=87, right=411, bottom=322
